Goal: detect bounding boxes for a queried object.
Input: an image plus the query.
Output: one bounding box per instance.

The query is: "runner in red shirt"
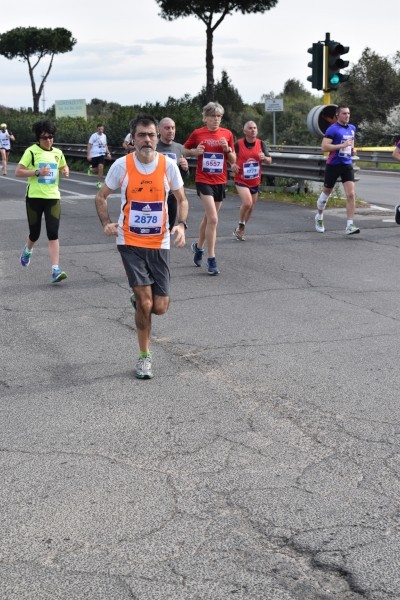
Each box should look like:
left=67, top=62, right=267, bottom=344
left=184, top=102, right=235, bottom=275
left=231, top=121, right=272, bottom=241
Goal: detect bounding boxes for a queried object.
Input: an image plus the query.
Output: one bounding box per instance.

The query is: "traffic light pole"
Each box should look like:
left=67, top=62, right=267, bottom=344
left=324, top=33, right=331, bottom=106
left=307, top=32, right=349, bottom=105
left=306, top=33, right=350, bottom=137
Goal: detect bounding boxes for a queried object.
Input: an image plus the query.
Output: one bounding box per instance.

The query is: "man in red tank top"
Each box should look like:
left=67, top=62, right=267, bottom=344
left=231, top=121, right=272, bottom=241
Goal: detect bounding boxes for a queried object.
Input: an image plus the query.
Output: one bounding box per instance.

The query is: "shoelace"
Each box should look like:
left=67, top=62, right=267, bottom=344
left=138, top=356, right=152, bottom=373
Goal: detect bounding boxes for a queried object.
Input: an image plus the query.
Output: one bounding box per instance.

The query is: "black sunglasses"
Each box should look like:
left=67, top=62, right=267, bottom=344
left=39, top=135, right=54, bottom=140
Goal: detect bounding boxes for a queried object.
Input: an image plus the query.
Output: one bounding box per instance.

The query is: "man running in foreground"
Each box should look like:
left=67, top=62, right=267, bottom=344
left=95, top=114, right=189, bottom=380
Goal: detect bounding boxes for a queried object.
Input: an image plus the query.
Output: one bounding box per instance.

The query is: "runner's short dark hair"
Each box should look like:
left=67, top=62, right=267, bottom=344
left=129, top=114, right=158, bottom=135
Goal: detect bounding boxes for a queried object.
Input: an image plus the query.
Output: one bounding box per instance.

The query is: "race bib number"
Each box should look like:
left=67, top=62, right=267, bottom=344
left=338, top=135, right=353, bottom=157
left=37, top=162, right=57, bottom=184
left=129, top=201, right=163, bottom=235
left=162, top=152, right=177, bottom=162
left=1, top=138, right=9, bottom=148
left=243, top=161, right=260, bottom=179
left=202, top=152, right=224, bottom=174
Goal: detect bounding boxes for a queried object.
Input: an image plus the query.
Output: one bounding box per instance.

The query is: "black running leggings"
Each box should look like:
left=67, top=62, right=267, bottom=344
left=25, top=197, right=61, bottom=242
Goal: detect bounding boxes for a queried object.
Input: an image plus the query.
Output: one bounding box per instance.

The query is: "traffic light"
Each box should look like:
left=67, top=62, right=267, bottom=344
left=307, top=43, right=324, bottom=90
left=327, top=41, right=350, bottom=90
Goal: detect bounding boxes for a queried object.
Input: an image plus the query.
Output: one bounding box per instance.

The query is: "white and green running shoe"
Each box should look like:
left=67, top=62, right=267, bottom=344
left=135, top=354, right=153, bottom=380
left=345, top=223, right=360, bottom=235
left=315, top=214, right=325, bottom=233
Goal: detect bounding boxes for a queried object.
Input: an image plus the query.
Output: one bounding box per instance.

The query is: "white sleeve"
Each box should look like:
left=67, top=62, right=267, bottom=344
left=105, top=158, right=126, bottom=190
left=166, top=158, right=184, bottom=191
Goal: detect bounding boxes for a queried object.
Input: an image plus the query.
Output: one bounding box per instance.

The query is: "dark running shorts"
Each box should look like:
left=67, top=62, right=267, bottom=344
left=90, top=155, right=106, bottom=167
left=196, top=183, right=226, bottom=202
left=235, top=182, right=260, bottom=195
left=324, top=164, right=354, bottom=188
left=117, top=245, right=170, bottom=297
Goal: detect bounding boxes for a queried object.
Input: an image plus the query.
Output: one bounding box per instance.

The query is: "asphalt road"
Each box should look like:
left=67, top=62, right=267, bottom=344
left=1, top=164, right=400, bottom=600
left=354, top=169, right=400, bottom=208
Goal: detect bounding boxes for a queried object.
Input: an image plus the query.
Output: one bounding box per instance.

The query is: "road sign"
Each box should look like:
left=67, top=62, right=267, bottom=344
left=265, top=99, right=283, bottom=145
left=55, top=99, right=87, bottom=120
left=265, top=98, right=284, bottom=112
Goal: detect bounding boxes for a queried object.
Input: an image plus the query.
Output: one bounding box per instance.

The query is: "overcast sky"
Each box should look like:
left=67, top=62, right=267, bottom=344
left=1, top=0, right=399, bottom=112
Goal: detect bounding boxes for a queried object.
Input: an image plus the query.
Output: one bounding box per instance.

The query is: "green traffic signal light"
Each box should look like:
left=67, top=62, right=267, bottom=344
left=327, top=40, right=350, bottom=90
left=329, top=73, right=340, bottom=85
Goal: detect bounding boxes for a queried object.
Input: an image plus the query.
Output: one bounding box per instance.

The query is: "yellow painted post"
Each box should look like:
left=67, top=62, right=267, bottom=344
left=324, top=42, right=331, bottom=105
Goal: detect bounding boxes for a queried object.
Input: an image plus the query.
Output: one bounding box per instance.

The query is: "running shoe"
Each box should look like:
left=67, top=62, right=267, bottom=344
left=191, top=242, right=204, bottom=267
left=130, top=292, right=136, bottom=310
left=395, top=204, right=400, bottom=225
left=20, top=246, right=32, bottom=267
left=135, top=354, right=153, bottom=380
left=207, top=257, right=220, bottom=275
left=96, top=181, right=102, bottom=189
left=233, top=227, right=245, bottom=241
left=87, top=166, right=93, bottom=176
left=51, top=267, right=67, bottom=284
left=315, top=214, right=325, bottom=233
left=345, top=223, right=360, bottom=235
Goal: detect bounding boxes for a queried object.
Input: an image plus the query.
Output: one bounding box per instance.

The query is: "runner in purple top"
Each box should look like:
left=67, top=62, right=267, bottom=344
left=315, top=106, right=360, bottom=235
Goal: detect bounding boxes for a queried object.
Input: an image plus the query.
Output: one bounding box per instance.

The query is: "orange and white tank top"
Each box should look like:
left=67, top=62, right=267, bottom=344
left=118, top=153, right=170, bottom=249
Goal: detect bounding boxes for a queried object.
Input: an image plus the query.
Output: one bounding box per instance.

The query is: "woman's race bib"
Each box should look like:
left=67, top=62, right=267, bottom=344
left=37, top=162, right=57, bottom=184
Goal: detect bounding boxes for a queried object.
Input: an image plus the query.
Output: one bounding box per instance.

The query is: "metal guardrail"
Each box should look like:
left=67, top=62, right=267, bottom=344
left=259, top=153, right=359, bottom=191
left=50, top=144, right=340, bottom=189
left=11, top=143, right=370, bottom=192
left=18, top=143, right=328, bottom=188
left=266, top=152, right=328, bottom=180
left=354, top=148, right=396, bottom=168
left=270, top=145, right=397, bottom=168
left=12, top=143, right=397, bottom=166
